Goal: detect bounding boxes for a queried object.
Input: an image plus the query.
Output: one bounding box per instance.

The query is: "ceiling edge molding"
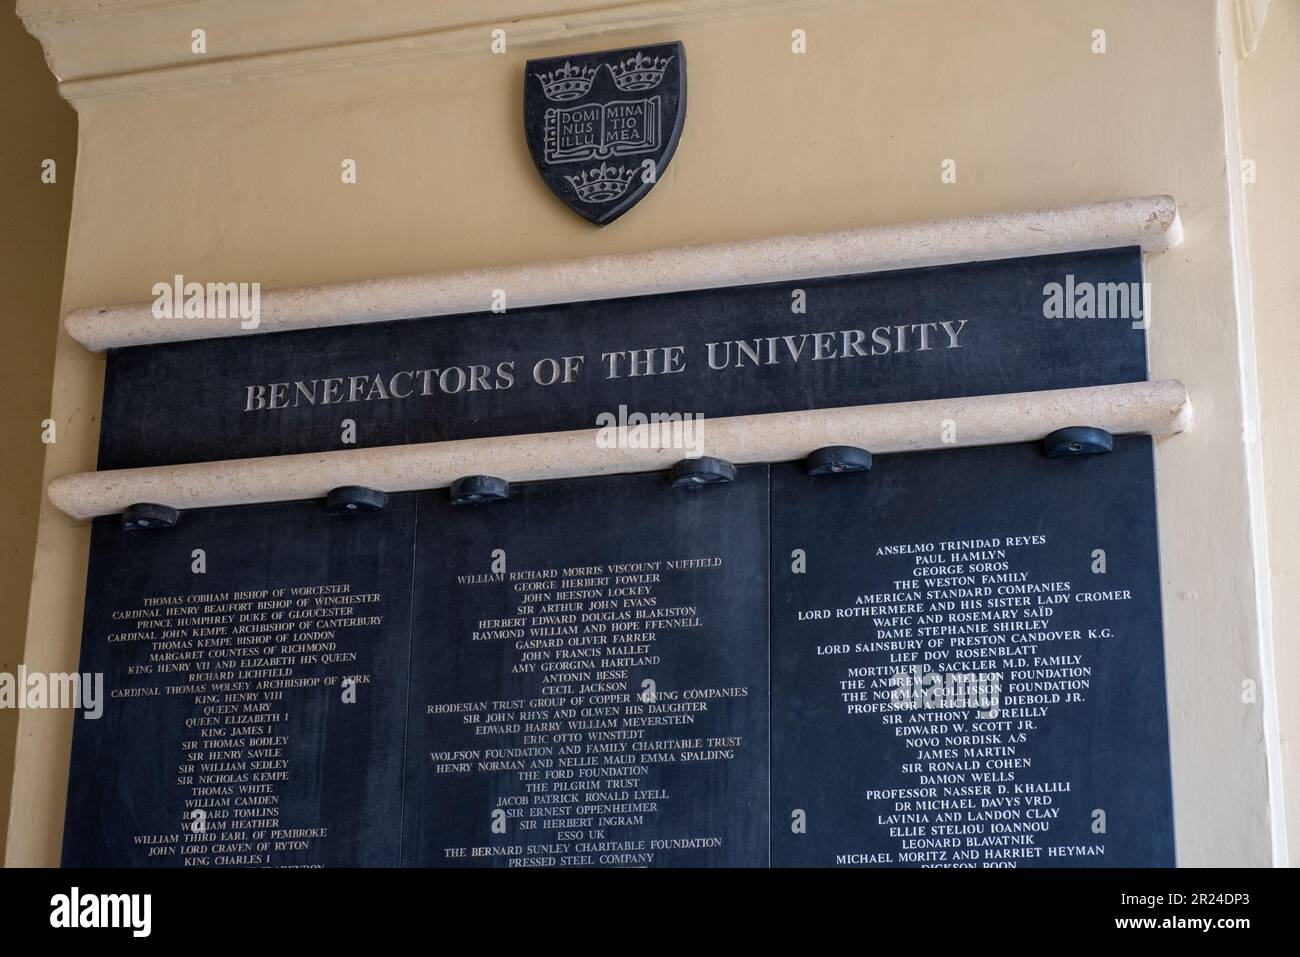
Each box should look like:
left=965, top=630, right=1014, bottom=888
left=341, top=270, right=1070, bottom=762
left=17, top=0, right=851, bottom=104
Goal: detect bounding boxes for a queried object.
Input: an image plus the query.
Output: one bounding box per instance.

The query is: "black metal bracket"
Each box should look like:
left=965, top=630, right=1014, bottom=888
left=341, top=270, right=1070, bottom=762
left=450, top=475, right=510, bottom=505
left=1043, top=426, right=1114, bottom=458
left=122, top=503, right=180, bottom=531
left=806, top=445, right=873, bottom=475
left=325, top=486, right=388, bottom=514
left=670, top=456, right=736, bottom=488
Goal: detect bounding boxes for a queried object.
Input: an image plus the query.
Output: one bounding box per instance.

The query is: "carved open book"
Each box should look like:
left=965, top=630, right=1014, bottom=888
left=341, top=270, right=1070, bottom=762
left=543, top=96, right=661, bottom=164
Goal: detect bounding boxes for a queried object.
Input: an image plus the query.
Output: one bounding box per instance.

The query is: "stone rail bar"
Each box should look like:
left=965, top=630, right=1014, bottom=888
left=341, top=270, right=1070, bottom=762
left=47, top=379, right=1192, bottom=520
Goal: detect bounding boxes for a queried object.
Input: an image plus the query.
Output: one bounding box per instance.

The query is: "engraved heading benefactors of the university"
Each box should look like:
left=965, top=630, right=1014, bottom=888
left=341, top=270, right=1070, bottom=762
left=524, top=42, right=686, bottom=225
left=99, top=249, right=1146, bottom=469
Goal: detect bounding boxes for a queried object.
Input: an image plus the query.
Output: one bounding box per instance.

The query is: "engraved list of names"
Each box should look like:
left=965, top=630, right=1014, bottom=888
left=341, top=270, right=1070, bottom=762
left=403, top=470, right=770, bottom=867
left=769, top=441, right=1174, bottom=868
left=63, top=498, right=415, bottom=867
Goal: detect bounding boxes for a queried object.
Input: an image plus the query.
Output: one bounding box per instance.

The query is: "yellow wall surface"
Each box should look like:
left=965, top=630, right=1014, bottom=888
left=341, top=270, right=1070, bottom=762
left=1241, top=0, right=1300, bottom=864
left=0, top=5, right=75, bottom=861
left=6, top=0, right=1290, bottom=865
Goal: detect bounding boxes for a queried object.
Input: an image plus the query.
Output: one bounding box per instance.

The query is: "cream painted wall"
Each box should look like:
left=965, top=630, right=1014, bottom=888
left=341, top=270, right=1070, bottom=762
left=6, top=0, right=1286, bottom=865
left=0, top=5, right=75, bottom=861
left=1240, top=0, right=1300, bottom=864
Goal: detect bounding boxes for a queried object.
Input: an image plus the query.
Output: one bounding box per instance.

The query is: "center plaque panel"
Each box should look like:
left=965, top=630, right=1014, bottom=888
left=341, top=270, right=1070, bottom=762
left=402, top=467, right=770, bottom=867
left=768, top=439, right=1175, bottom=867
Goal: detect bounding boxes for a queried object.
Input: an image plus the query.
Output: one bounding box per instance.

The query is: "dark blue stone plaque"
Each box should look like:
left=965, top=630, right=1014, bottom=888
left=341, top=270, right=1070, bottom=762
left=98, top=248, right=1145, bottom=469
left=401, top=468, right=770, bottom=867
left=769, top=438, right=1174, bottom=867
left=67, top=241, right=1175, bottom=869
left=62, top=497, right=416, bottom=867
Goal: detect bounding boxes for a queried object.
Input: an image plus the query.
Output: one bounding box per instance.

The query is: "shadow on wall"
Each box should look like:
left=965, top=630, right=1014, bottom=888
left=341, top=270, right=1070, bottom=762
left=0, top=6, right=77, bottom=861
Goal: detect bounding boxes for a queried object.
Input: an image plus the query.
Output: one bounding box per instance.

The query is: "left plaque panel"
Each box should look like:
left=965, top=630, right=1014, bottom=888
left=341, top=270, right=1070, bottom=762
left=62, top=496, right=417, bottom=867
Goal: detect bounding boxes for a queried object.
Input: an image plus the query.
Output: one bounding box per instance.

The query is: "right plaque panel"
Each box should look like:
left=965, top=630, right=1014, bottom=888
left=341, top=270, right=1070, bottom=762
left=770, top=437, right=1175, bottom=867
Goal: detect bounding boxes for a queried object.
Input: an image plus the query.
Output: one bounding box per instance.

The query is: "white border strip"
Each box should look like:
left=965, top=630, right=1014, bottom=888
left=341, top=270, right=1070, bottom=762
left=48, top=380, right=1192, bottom=520
left=65, top=195, right=1182, bottom=353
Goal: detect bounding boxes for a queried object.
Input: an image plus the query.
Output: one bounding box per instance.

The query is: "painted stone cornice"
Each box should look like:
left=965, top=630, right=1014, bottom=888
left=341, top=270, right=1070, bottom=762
left=18, top=0, right=849, bottom=102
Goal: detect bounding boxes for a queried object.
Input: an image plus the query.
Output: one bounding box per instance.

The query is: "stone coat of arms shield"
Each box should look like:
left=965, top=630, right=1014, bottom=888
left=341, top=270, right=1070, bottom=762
left=523, top=41, right=686, bottom=226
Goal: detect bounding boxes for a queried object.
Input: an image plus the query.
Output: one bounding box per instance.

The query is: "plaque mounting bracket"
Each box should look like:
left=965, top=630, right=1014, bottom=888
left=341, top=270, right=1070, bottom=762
left=806, top=446, right=873, bottom=475
left=121, top=503, right=180, bottom=531
left=1043, top=427, right=1115, bottom=458
left=670, top=456, right=736, bottom=488
left=450, top=475, right=511, bottom=505
left=325, top=485, right=388, bottom=514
